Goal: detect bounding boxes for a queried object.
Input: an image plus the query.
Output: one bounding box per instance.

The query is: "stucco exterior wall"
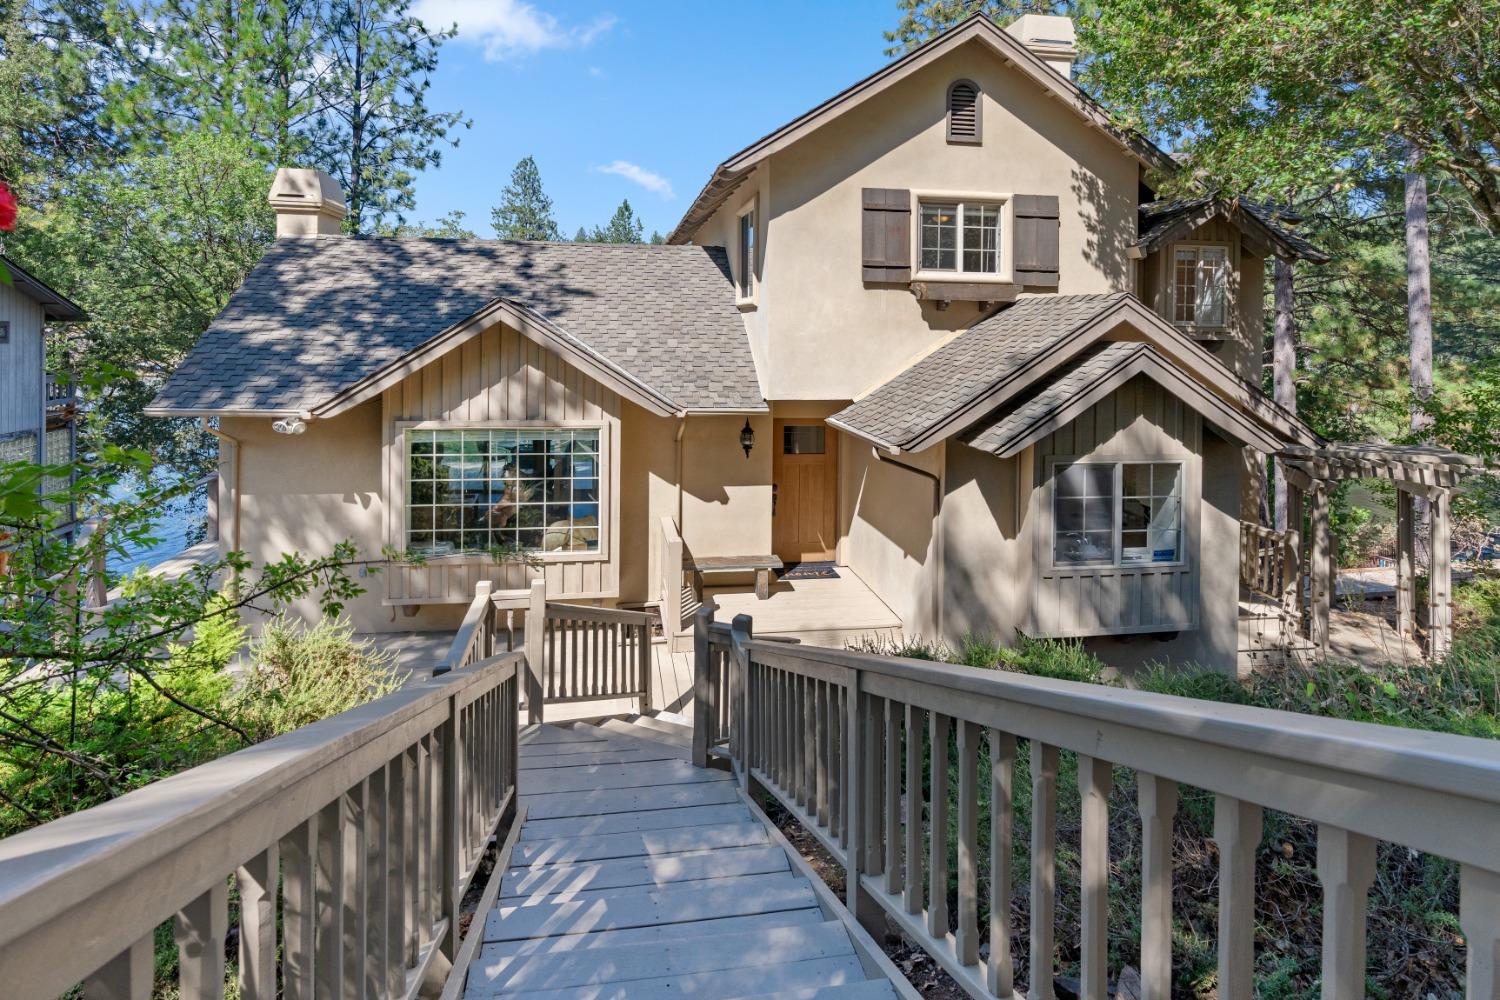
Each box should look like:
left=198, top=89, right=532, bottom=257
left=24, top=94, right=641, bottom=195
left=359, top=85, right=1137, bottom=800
left=840, top=438, right=943, bottom=637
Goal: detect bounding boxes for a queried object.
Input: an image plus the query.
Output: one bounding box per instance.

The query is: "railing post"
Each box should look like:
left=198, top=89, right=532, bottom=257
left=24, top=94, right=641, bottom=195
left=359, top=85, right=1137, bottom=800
left=691, top=605, right=714, bottom=768
left=730, top=613, right=753, bottom=794
left=1462, top=865, right=1500, bottom=1000
left=523, top=579, right=546, bottom=725
left=476, top=580, right=493, bottom=659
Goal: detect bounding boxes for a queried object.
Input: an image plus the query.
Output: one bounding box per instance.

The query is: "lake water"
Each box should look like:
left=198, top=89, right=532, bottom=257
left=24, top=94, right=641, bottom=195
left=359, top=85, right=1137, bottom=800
left=106, top=488, right=205, bottom=575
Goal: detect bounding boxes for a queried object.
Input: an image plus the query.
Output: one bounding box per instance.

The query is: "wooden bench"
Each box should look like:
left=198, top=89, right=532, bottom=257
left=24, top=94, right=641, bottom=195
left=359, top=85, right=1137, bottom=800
left=687, top=554, right=784, bottom=600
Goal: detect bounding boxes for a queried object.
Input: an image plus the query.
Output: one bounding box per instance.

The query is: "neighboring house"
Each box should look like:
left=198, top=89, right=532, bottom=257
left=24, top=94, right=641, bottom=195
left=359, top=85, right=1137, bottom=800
left=151, top=14, right=1416, bottom=674
left=0, top=254, right=83, bottom=530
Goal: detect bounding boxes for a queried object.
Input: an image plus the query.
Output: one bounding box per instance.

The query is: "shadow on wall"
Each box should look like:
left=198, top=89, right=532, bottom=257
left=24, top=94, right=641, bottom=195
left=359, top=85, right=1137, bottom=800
left=1071, top=165, right=1135, bottom=293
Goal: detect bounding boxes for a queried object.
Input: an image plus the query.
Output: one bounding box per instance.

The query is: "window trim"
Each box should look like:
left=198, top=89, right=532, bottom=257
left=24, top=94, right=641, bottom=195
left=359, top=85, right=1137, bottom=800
left=911, top=190, right=1014, bottom=284
left=394, top=418, right=611, bottom=565
left=1047, top=457, right=1187, bottom=571
left=735, top=197, right=758, bottom=308
left=1167, top=241, right=1232, bottom=333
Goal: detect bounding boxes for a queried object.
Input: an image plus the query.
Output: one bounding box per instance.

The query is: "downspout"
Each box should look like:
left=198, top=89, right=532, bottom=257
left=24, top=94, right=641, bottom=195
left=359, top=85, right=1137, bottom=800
left=202, top=418, right=241, bottom=553
left=873, top=446, right=944, bottom=636
left=674, top=416, right=687, bottom=533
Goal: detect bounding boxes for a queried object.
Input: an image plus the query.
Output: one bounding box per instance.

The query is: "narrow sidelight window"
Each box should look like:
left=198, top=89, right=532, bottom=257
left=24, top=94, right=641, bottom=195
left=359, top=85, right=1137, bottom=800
left=920, top=201, right=1002, bottom=275
left=1054, top=461, right=1183, bottom=567
left=1172, top=245, right=1229, bottom=329
left=738, top=208, right=756, bottom=298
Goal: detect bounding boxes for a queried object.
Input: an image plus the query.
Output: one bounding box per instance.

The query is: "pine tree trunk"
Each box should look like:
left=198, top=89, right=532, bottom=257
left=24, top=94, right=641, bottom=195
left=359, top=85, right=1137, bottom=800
left=1272, top=255, right=1296, bottom=531
left=1406, top=144, right=1434, bottom=564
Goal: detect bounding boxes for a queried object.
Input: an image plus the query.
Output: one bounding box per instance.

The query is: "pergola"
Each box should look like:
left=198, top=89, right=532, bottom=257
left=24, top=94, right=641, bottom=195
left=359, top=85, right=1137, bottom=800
left=1278, top=443, right=1487, bottom=659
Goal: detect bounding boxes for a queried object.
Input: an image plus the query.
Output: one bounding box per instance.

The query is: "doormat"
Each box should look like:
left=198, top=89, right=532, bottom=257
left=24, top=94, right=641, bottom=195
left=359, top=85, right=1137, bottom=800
left=779, top=561, right=839, bottom=581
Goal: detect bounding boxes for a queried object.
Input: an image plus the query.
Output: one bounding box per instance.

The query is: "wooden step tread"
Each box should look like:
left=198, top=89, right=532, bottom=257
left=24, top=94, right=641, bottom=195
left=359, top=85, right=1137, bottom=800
left=519, top=803, right=752, bottom=843
left=477, top=955, right=869, bottom=1000
left=478, top=909, right=825, bottom=961
left=468, top=921, right=854, bottom=995
left=520, top=725, right=611, bottom=747
left=725, top=983, right=900, bottom=1000
left=503, top=845, right=790, bottom=901
left=623, top=716, right=695, bottom=743
left=512, top=820, right=770, bottom=867
left=506, top=870, right=805, bottom=910
left=520, top=746, right=685, bottom=770
left=519, top=760, right=728, bottom=795
left=597, top=718, right=693, bottom=749
left=484, top=877, right=819, bottom=942
left=565, top=724, right=694, bottom=761
left=522, top=780, right=740, bottom=820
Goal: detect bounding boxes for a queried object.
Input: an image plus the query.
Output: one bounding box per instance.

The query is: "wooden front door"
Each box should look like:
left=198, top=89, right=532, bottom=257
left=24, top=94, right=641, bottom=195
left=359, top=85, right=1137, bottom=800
left=773, top=420, right=839, bottom=563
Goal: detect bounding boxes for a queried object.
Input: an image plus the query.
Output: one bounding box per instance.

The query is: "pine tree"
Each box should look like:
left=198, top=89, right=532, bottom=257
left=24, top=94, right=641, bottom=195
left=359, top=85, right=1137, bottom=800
left=490, top=156, right=560, bottom=240
left=577, top=199, right=646, bottom=244
left=311, top=0, right=470, bottom=232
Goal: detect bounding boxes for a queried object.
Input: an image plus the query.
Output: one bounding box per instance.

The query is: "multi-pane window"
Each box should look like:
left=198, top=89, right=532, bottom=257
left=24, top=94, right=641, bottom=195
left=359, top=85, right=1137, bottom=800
left=920, top=201, right=1002, bottom=274
left=1054, top=461, right=1183, bottom=567
left=406, top=427, right=601, bottom=557
left=1172, top=245, right=1228, bottom=328
left=738, top=209, right=756, bottom=298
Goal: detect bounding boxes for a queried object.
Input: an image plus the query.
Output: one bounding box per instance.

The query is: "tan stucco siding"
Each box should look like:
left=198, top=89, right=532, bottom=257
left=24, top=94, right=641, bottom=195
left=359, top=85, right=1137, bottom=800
left=841, top=440, right=943, bottom=637
left=750, top=40, right=1139, bottom=400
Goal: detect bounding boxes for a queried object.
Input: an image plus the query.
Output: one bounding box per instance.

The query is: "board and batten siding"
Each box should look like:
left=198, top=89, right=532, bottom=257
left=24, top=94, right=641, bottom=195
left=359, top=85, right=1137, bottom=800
left=381, top=322, right=623, bottom=605
left=0, top=284, right=44, bottom=445
left=1027, top=375, right=1203, bottom=638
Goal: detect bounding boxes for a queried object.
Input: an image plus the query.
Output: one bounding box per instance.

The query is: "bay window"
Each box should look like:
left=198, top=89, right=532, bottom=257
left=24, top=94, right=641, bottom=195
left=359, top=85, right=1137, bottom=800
left=1053, top=461, right=1183, bottom=567
left=406, top=427, right=602, bottom=557
left=1171, top=245, right=1229, bottom=329
left=919, top=201, right=1002, bottom=275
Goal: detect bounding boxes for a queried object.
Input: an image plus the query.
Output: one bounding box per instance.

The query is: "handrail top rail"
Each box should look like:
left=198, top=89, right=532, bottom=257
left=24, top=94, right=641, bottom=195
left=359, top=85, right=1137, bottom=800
left=739, top=637, right=1500, bottom=810
left=545, top=601, right=654, bottom=626
left=0, top=652, right=522, bottom=946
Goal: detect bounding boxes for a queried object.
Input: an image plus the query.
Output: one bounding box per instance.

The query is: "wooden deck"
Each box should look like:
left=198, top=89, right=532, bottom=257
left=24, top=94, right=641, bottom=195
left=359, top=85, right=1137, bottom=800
left=463, top=721, right=904, bottom=999
left=700, top=572, right=902, bottom=648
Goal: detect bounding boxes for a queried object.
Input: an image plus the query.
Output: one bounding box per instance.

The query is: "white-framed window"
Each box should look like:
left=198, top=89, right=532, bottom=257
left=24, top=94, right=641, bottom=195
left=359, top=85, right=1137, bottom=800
left=737, top=201, right=756, bottom=301
left=405, top=426, right=602, bottom=557
left=1053, top=461, right=1183, bottom=567
left=919, top=201, right=1003, bottom=275
left=1171, top=245, right=1229, bottom=329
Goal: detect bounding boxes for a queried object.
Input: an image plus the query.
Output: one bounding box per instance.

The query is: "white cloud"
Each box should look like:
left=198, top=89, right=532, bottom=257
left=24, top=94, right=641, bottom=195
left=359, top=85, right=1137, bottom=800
left=594, top=161, right=676, bottom=200
left=413, top=0, right=617, bottom=62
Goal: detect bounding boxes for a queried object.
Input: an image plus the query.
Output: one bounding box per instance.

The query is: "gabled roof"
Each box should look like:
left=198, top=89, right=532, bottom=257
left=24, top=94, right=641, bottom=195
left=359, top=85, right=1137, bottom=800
left=147, top=237, right=766, bottom=418
left=1, top=254, right=84, bottom=321
left=668, top=14, right=1173, bottom=244
left=828, top=292, right=1318, bottom=453
left=1133, top=197, right=1330, bottom=264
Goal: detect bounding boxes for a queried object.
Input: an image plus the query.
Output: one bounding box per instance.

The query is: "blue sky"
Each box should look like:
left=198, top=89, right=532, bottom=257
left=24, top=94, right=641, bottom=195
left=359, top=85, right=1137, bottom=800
left=408, top=1, right=902, bottom=239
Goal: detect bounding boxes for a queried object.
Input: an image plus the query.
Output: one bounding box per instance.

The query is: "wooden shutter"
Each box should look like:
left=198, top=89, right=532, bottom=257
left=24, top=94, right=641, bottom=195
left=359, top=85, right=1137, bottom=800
left=1013, top=194, right=1060, bottom=287
left=862, top=188, right=911, bottom=284
left=947, top=80, right=981, bottom=144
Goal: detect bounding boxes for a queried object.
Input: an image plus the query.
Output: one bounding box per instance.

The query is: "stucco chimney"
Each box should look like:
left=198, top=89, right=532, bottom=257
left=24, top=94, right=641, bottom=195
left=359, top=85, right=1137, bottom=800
left=1004, top=14, right=1078, bottom=79
left=268, top=167, right=347, bottom=237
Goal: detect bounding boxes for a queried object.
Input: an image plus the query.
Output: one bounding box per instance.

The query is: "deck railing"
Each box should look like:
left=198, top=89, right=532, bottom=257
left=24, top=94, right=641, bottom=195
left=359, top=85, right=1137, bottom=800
left=1239, top=520, right=1302, bottom=619
left=0, top=651, right=522, bottom=1000
left=694, top=606, right=1500, bottom=1000
left=45, top=372, right=74, bottom=406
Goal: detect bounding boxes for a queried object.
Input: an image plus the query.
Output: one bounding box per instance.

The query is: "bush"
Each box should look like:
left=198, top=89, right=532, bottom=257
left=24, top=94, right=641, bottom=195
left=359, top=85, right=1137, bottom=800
left=234, top=617, right=406, bottom=741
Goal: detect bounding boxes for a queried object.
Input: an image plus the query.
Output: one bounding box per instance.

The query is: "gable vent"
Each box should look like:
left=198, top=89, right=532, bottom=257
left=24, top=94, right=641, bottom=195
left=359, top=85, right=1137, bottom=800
left=947, top=80, right=981, bottom=144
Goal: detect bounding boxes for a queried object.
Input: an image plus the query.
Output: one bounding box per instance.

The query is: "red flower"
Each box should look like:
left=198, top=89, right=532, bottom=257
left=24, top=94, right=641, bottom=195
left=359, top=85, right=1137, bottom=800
left=0, top=183, right=17, bottom=232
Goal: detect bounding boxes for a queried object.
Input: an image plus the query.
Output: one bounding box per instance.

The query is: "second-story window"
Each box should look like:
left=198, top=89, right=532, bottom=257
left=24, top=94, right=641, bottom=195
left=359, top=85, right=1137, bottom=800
left=920, top=201, right=1002, bottom=275
left=738, top=207, right=756, bottom=299
left=1172, top=245, right=1229, bottom=329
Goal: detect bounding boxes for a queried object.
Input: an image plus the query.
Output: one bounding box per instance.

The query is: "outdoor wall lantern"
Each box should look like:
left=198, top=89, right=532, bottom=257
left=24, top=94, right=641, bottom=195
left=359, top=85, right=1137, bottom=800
left=740, top=418, right=755, bottom=458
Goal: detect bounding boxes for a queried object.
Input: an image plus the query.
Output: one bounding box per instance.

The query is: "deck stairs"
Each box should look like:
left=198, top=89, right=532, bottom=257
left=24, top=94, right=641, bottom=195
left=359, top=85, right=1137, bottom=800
left=462, top=712, right=905, bottom=1000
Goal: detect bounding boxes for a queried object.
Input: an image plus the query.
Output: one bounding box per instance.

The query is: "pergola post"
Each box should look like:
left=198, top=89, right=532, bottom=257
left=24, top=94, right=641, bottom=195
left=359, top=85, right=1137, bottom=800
left=1273, top=256, right=1297, bottom=531
left=1286, top=482, right=1306, bottom=627
left=1395, top=488, right=1416, bottom=639
left=1429, top=488, right=1452, bottom=659
left=1308, top=483, right=1332, bottom=655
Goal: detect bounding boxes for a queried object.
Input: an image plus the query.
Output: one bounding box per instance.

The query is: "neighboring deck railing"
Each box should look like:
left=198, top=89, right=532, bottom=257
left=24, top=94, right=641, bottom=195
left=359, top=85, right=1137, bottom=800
left=693, top=606, right=1500, bottom=1000
left=0, top=652, right=522, bottom=1000
left=1239, top=520, right=1302, bottom=619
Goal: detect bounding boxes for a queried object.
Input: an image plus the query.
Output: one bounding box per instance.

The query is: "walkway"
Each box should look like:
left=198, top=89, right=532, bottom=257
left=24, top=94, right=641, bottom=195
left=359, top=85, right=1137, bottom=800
left=462, top=718, right=902, bottom=999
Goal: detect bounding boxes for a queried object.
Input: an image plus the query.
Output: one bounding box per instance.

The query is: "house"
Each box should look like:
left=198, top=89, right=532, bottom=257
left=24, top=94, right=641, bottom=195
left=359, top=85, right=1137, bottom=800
left=147, top=14, right=1471, bottom=675
left=0, top=254, right=83, bottom=531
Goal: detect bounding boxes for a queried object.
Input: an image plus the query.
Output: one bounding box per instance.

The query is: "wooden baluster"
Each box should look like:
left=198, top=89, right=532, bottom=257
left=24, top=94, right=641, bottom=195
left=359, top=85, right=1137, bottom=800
left=365, top=768, right=389, bottom=997
left=830, top=683, right=843, bottom=843
left=280, top=817, right=317, bottom=1000
left=1462, top=865, right=1500, bottom=1000
left=863, top=694, right=884, bottom=877
left=414, top=738, right=432, bottom=952
left=903, top=703, right=925, bottom=916
left=988, top=730, right=1016, bottom=998
left=343, top=782, right=368, bottom=993
left=315, top=796, right=346, bottom=999
left=1213, top=795, right=1262, bottom=1000
left=928, top=711, right=951, bottom=939
left=884, top=700, right=902, bottom=895
left=1030, top=742, right=1059, bottom=1000
left=1317, top=826, right=1375, bottom=1000
left=84, top=934, right=154, bottom=1000
left=1138, top=774, right=1177, bottom=1000
left=237, top=845, right=279, bottom=1000
left=801, top=674, right=815, bottom=809
left=815, top=680, right=830, bottom=828
left=844, top=672, right=863, bottom=914
left=175, top=880, right=228, bottom=999
left=440, top=698, right=462, bottom=959
left=956, top=720, right=980, bottom=966
left=387, top=752, right=411, bottom=994
left=1078, top=755, right=1112, bottom=1000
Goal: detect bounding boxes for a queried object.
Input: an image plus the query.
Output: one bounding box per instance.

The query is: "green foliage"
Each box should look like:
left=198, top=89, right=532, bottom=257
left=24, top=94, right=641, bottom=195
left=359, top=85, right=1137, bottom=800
left=234, top=617, right=405, bottom=742
left=490, top=156, right=561, bottom=241
left=379, top=209, right=477, bottom=239
left=883, top=1, right=1085, bottom=57
left=576, top=199, right=647, bottom=244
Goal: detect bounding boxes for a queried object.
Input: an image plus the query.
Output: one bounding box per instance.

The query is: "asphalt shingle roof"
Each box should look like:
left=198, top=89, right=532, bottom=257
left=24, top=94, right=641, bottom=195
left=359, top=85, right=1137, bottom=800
left=152, top=237, right=765, bottom=413
left=965, top=341, right=1141, bottom=454
left=831, top=293, right=1127, bottom=450
left=1137, top=198, right=1329, bottom=263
